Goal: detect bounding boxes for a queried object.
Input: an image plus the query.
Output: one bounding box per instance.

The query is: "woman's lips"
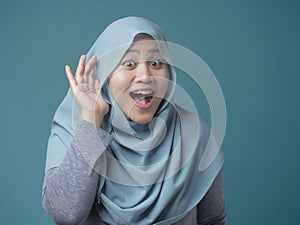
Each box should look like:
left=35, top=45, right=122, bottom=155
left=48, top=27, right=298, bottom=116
left=130, top=89, right=155, bottom=110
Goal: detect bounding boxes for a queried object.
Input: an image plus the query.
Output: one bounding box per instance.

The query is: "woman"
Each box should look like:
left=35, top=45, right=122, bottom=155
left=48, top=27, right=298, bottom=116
left=42, top=16, right=226, bottom=225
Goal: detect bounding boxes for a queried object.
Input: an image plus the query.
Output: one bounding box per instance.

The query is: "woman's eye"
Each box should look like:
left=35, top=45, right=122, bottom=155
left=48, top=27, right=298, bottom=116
left=149, top=60, right=163, bottom=68
left=123, top=60, right=136, bottom=68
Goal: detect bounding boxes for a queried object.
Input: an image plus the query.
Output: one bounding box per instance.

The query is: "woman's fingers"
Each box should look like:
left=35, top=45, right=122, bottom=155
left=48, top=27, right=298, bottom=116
left=65, top=65, right=77, bottom=93
left=95, top=79, right=100, bottom=91
left=75, top=55, right=86, bottom=83
left=83, top=56, right=97, bottom=89
left=84, top=56, right=96, bottom=73
left=67, top=55, right=98, bottom=96
left=88, top=66, right=96, bottom=91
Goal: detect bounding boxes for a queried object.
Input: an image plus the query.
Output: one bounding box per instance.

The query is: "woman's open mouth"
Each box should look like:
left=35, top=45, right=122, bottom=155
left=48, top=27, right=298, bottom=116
left=130, top=89, right=155, bottom=109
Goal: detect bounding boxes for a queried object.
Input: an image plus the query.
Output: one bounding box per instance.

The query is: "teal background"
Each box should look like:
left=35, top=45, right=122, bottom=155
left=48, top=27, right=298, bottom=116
left=0, top=0, right=299, bottom=224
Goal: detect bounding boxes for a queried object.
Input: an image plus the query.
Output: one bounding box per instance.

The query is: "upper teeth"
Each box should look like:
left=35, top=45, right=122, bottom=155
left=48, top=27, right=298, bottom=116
left=133, top=90, right=153, bottom=95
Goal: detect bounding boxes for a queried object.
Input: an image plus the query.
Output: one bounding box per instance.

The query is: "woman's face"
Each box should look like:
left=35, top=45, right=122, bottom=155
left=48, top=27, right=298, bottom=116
left=108, top=36, right=170, bottom=124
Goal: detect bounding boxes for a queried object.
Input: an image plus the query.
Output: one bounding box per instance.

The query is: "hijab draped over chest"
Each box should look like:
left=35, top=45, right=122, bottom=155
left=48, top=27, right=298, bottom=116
left=45, top=17, right=224, bottom=225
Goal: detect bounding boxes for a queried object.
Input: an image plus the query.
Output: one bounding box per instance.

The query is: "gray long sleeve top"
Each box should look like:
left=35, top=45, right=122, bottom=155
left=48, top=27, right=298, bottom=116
left=42, top=120, right=226, bottom=225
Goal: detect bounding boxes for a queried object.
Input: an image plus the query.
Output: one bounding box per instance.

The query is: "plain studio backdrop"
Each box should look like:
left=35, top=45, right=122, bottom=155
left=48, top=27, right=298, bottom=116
left=0, top=0, right=299, bottom=224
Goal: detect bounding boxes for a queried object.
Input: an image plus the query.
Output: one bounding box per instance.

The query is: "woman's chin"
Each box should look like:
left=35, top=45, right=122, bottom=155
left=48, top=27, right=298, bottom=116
left=129, top=114, right=154, bottom=124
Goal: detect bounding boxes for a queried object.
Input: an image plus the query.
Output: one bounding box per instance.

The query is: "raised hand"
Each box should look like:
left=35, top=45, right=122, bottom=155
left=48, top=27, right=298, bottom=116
left=65, top=55, right=109, bottom=126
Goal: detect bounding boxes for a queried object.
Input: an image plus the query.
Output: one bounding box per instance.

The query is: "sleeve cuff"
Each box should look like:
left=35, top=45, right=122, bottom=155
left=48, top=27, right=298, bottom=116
left=73, top=119, right=113, bottom=169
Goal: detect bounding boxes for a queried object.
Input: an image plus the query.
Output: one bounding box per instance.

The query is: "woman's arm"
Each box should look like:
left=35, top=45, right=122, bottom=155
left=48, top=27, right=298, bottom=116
left=197, top=170, right=226, bottom=225
left=42, top=120, right=112, bottom=225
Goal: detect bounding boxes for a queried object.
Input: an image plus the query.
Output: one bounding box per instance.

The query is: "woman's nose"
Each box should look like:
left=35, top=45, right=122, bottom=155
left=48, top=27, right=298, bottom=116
left=135, top=61, right=152, bottom=83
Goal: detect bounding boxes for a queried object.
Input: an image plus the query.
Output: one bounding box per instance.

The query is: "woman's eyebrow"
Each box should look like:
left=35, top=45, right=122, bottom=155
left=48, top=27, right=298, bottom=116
left=147, top=49, right=160, bottom=55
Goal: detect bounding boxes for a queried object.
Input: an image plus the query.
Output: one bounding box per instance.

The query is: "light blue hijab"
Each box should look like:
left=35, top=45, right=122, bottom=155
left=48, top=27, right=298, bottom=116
left=45, top=16, right=224, bottom=224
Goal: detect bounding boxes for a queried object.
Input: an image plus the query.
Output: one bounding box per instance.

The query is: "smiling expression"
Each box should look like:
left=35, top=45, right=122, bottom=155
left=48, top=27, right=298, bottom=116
left=108, top=35, right=170, bottom=124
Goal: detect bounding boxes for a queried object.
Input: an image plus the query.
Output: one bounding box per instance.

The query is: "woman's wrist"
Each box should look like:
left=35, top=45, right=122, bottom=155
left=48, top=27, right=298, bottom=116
left=80, top=111, right=104, bottom=127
